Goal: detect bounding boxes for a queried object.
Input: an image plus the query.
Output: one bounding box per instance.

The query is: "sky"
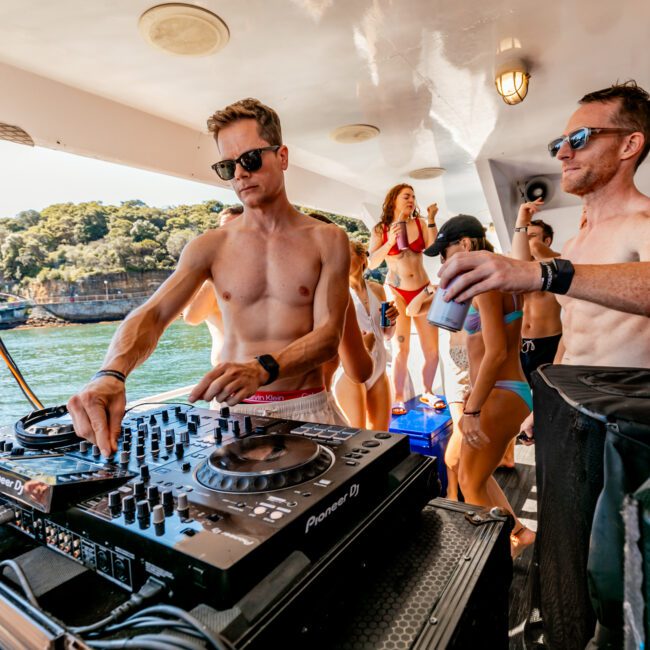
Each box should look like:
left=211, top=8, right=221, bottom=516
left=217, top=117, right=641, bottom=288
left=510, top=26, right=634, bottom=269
left=0, top=140, right=238, bottom=218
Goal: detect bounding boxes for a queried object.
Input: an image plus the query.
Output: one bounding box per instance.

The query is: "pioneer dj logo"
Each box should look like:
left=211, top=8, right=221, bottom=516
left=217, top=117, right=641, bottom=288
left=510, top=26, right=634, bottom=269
left=0, top=473, right=23, bottom=497
left=305, top=483, right=360, bottom=534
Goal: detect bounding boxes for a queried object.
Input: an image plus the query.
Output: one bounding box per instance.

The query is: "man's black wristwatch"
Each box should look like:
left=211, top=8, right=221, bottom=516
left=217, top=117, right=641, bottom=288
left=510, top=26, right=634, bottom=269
left=255, top=355, right=280, bottom=385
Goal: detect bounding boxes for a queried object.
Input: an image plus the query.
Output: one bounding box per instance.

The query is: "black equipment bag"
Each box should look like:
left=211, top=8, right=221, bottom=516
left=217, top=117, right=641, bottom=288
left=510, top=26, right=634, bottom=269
left=532, top=365, right=650, bottom=649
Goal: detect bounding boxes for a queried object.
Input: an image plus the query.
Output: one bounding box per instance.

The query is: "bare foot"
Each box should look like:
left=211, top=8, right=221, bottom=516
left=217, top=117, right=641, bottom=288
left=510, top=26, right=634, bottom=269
left=510, top=526, right=536, bottom=559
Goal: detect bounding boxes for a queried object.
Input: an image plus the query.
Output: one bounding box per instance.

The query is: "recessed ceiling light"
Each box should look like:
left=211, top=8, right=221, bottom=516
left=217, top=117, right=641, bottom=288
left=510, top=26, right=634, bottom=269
left=139, top=4, right=230, bottom=57
left=408, top=167, right=445, bottom=180
left=330, top=124, right=380, bottom=144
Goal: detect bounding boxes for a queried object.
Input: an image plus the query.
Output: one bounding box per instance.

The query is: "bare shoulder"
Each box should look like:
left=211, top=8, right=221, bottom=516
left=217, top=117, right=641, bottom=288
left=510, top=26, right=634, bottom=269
left=368, top=280, right=386, bottom=301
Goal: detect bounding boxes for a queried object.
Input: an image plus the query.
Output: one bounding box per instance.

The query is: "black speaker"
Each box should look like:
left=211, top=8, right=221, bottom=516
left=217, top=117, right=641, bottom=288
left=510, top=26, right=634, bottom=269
left=532, top=365, right=650, bottom=649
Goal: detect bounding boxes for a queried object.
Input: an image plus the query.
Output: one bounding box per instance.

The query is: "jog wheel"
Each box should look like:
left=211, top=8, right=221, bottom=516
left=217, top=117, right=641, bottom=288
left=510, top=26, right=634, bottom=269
left=195, top=434, right=334, bottom=493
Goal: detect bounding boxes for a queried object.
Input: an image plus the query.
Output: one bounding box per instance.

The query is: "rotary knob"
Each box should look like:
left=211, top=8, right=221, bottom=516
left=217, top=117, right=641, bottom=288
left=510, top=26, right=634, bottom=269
left=79, top=440, right=89, bottom=453
left=176, top=492, right=189, bottom=518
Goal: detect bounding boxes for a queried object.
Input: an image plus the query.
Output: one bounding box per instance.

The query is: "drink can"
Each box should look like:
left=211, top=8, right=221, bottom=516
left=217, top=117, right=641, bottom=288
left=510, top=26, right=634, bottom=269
left=426, top=278, right=470, bottom=332
left=380, top=301, right=391, bottom=328
left=396, top=221, right=409, bottom=251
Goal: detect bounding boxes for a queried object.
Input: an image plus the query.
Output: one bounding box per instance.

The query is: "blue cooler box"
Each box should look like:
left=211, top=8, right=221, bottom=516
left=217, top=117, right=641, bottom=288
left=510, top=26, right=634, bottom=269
left=389, top=395, right=453, bottom=496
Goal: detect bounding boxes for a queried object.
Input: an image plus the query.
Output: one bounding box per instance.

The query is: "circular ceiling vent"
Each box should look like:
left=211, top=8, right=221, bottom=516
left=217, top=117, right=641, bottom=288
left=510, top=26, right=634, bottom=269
left=408, top=167, right=446, bottom=180
left=330, top=124, right=380, bottom=144
left=139, top=3, right=230, bottom=56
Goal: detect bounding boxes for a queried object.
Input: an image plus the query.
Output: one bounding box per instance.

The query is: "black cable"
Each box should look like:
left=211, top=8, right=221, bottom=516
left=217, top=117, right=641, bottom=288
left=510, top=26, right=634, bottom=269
left=88, top=633, right=205, bottom=650
left=98, top=618, right=200, bottom=636
left=0, top=559, right=39, bottom=607
left=70, top=577, right=168, bottom=634
left=124, top=606, right=234, bottom=650
left=124, top=401, right=192, bottom=415
left=0, top=337, right=43, bottom=410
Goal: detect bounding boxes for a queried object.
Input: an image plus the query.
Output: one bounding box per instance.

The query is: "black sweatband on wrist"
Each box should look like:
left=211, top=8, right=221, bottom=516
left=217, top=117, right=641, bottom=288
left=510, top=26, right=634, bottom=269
left=427, top=223, right=436, bottom=228
left=540, top=261, right=554, bottom=291
left=92, top=369, right=126, bottom=383
left=540, top=259, right=575, bottom=294
left=548, top=258, right=575, bottom=294
left=463, top=409, right=481, bottom=417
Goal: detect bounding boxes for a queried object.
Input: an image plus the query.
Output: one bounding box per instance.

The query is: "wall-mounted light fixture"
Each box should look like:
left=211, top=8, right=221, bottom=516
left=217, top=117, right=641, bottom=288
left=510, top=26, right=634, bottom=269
left=495, top=61, right=530, bottom=105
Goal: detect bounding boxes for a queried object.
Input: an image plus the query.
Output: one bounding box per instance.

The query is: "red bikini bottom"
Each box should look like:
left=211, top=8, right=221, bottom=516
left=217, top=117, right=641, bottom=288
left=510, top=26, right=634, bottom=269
left=389, top=283, right=429, bottom=306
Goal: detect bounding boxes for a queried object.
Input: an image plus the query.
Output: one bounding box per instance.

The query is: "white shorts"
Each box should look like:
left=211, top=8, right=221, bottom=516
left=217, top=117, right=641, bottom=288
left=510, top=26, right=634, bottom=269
left=219, top=390, right=349, bottom=426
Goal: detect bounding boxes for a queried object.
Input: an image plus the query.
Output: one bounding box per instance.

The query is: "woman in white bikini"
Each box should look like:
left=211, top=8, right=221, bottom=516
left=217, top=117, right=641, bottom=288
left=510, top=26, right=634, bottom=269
left=334, top=239, right=398, bottom=430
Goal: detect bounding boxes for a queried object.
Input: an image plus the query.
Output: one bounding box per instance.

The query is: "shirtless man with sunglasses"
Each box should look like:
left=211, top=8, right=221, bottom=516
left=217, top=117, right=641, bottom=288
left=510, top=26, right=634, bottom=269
left=437, top=81, right=650, bottom=440
left=68, top=98, right=351, bottom=456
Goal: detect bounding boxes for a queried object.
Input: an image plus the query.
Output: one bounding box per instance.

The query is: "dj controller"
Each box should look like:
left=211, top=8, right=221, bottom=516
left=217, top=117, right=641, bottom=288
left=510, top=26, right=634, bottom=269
left=0, top=403, right=437, bottom=609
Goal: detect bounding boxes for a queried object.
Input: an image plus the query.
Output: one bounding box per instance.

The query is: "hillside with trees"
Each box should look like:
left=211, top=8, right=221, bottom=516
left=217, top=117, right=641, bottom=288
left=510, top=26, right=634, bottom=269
left=0, top=200, right=370, bottom=295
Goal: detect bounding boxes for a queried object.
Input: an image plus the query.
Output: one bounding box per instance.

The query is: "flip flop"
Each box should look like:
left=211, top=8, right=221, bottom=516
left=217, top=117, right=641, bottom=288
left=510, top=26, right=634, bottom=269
left=419, top=393, right=446, bottom=410
left=391, top=401, right=407, bottom=416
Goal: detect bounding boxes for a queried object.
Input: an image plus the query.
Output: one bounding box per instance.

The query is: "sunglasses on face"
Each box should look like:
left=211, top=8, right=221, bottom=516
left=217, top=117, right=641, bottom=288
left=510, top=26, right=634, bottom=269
left=547, top=126, right=634, bottom=158
left=211, top=145, right=281, bottom=181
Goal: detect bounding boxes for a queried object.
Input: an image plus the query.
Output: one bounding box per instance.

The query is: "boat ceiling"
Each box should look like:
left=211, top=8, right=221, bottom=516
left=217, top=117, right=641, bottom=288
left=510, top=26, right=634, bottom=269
left=1, top=0, right=649, bottom=251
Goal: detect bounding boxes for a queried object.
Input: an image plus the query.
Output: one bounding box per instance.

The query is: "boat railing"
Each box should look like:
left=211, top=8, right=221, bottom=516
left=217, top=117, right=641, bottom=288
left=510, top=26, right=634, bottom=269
left=38, top=291, right=152, bottom=305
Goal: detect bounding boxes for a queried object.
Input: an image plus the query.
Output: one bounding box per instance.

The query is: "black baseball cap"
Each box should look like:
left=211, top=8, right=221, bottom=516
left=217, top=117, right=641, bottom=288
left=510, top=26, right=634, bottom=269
left=424, top=214, right=486, bottom=257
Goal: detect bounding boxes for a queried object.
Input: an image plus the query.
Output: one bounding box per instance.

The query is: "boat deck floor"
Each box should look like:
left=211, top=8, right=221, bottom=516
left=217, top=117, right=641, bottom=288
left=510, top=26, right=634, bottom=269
left=494, top=442, right=538, bottom=650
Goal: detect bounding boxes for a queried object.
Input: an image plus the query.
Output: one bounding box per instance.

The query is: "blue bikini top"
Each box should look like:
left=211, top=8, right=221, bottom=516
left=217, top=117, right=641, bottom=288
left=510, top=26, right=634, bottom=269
left=464, top=295, right=523, bottom=335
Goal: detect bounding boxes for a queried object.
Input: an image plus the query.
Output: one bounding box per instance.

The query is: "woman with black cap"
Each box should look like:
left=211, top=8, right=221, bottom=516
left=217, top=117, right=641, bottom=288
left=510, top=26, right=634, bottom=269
left=425, top=214, right=535, bottom=558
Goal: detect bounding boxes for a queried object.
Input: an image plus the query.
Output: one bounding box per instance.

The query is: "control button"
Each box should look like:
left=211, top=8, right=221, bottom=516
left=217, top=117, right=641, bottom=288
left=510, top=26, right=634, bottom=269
left=149, top=414, right=157, bottom=425
left=119, top=451, right=130, bottom=467
left=180, top=431, right=190, bottom=446
left=165, top=431, right=175, bottom=448
left=180, top=527, right=196, bottom=536
left=133, top=481, right=145, bottom=500
left=152, top=504, right=165, bottom=526
left=232, top=420, right=240, bottom=437
left=135, top=444, right=145, bottom=459
left=236, top=502, right=245, bottom=508
left=181, top=461, right=191, bottom=472
left=189, top=413, right=201, bottom=425
left=147, top=485, right=160, bottom=504
left=175, top=442, right=184, bottom=458
left=136, top=500, right=150, bottom=520
left=345, top=460, right=358, bottom=466
left=150, top=439, right=160, bottom=454
left=269, top=511, right=284, bottom=520
left=213, top=427, right=223, bottom=444
left=219, top=406, right=230, bottom=418
left=161, top=490, right=174, bottom=513
left=286, top=501, right=298, bottom=507
left=139, top=465, right=150, bottom=481
left=79, top=441, right=90, bottom=453
left=362, top=440, right=381, bottom=448
left=253, top=506, right=267, bottom=515
left=360, top=449, right=370, bottom=454
left=108, top=490, right=121, bottom=506
left=243, top=416, right=253, bottom=433
left=10, top=447, right=24, bottom=456
left=351, top=447, right=362, bottom=453
left=188, top=421, right=198, bottom=434
left=177, top=492, right=190, bottom=517
left=374, top=432, right=391, bottom=439
left=92, top=445, right=100, bottom=457
left=206, top=513, right=221, bottom=522
left=162, top=410, right=169, bottom=423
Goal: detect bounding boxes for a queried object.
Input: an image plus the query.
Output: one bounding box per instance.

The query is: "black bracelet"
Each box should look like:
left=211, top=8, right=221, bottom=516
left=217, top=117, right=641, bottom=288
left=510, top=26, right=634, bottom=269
left=427, top=223, right=436, bottom=228
left=514, top=226, right=528, bottom=233
left=92, top=369, right=126, bottom=383
left=463, top=409, right=481, bottom=417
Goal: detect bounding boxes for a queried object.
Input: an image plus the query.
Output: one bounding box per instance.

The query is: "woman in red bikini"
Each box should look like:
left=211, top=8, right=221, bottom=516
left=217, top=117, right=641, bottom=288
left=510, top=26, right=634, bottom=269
left=368, top=184, right=439, bottom=415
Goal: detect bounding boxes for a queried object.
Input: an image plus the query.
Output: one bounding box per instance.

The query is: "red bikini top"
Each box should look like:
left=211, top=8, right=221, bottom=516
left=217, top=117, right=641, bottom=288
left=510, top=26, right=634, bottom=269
left=382, top=218, right=426, bottom=255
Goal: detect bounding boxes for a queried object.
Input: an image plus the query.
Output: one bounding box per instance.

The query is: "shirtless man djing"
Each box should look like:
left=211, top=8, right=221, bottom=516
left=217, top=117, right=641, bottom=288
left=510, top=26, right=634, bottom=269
left=67, top=98, right=351, bottom=457
left=437, top=82, right=650, bottom=439
left=511, top=200, right=562, bottom=384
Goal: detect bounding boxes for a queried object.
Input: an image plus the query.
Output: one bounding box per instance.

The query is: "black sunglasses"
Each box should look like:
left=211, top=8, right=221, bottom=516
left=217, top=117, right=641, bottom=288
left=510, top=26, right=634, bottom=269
left=547, top=126, right=634, bottom=158
left=211, top=145, right=280, bottom=180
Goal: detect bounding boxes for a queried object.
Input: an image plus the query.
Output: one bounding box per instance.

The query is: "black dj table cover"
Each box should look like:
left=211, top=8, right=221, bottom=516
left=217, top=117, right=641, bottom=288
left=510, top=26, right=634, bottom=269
left=532, top=365, right=650, bottom=649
